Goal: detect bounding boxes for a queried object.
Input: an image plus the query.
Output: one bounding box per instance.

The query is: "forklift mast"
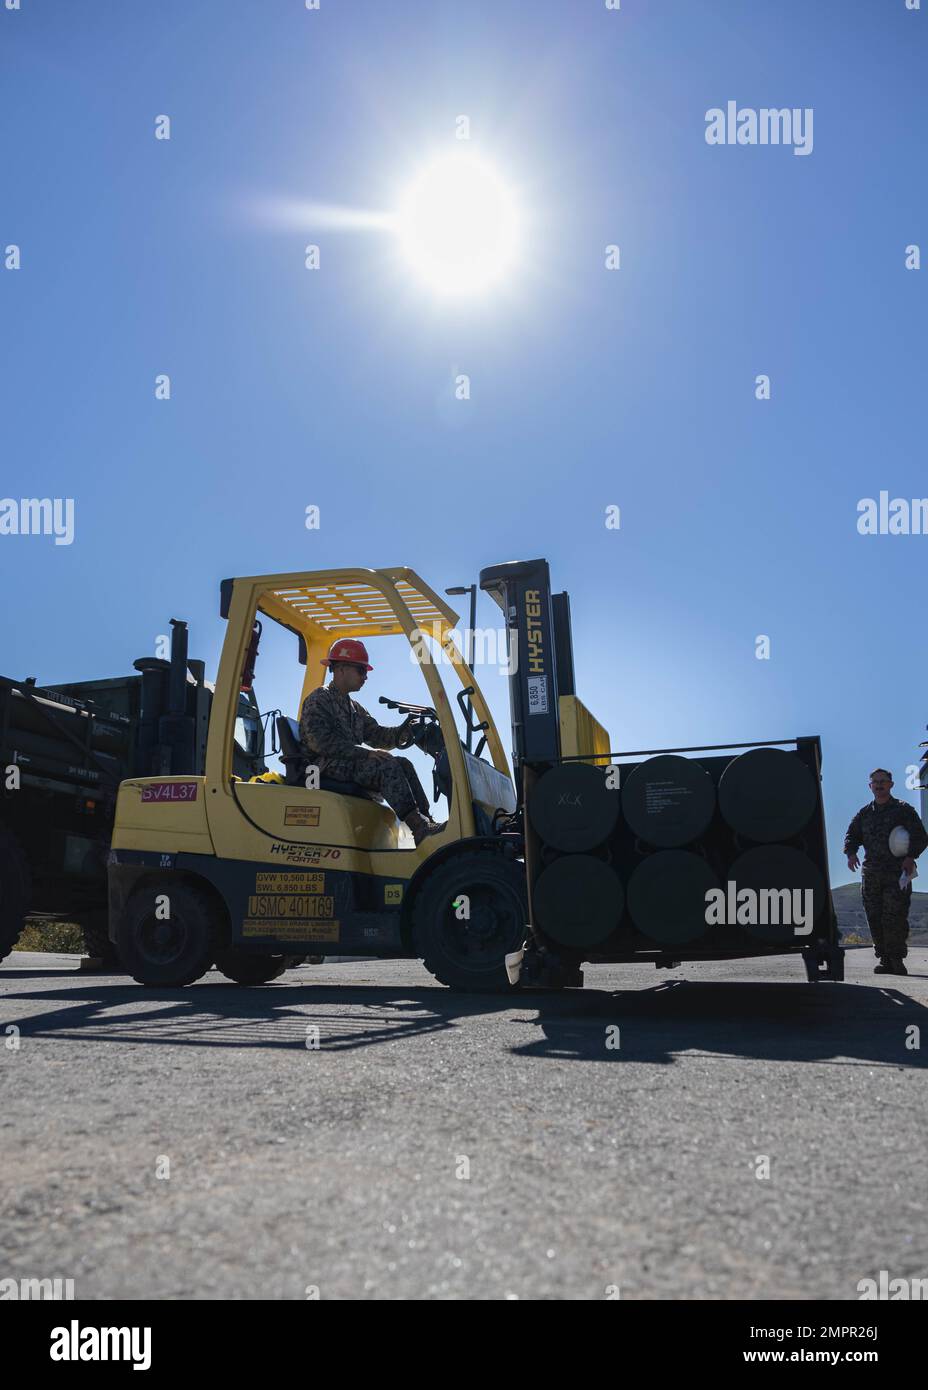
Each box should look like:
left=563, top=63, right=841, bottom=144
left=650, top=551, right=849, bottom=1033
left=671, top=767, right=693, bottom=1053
left=479, top=558, right=576, bottom=792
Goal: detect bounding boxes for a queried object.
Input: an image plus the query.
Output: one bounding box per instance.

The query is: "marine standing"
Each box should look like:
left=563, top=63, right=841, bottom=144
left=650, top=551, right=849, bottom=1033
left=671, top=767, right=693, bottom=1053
left=844, top=768, right=927, bottom=975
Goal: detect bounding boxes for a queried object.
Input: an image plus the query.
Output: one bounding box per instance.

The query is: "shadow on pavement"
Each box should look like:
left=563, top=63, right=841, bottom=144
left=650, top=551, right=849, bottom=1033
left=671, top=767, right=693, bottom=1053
left=1, top=979, right=508, bottom=1053
left=1, top=969, right=92, bottom=978
left=3, top=973, right=927, bottom=1067
left=511, top=979, right=928, bottom=1067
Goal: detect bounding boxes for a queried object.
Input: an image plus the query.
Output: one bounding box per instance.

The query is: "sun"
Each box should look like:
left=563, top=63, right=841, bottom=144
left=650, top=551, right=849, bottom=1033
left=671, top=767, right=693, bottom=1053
left=395, top=153, right=519, bottom=296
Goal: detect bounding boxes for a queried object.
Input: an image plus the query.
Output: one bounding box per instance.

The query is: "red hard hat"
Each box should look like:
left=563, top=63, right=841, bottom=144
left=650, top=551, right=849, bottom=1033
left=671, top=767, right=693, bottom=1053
left=322, top=638, right=373, bottom=670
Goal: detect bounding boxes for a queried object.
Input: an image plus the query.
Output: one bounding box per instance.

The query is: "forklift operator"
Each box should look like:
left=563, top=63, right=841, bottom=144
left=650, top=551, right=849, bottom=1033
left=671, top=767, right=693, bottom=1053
left=299, top=639, right=445, bottom=847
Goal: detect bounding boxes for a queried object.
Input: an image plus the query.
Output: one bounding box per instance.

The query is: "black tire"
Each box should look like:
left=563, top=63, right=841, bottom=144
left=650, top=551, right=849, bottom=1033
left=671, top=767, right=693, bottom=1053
left=412, top=852, right=527, bottom=992
left=0, top=826, right=31, bottom=963
left=116, top=878, right=222, bottom=987
left=214, top=949, right=292, bottom=986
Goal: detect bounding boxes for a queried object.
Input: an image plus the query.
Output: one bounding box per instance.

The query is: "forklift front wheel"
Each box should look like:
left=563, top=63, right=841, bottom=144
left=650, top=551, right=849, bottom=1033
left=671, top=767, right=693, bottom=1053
left=117, top=879, right=222, bottom=988
left=412, top=852, right=527, bottom=993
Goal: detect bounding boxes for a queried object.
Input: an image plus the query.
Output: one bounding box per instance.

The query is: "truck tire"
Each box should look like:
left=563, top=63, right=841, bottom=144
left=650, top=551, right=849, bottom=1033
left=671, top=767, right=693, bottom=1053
left=412, top=851, right=527, bottom=993
left=0, top=827, right=31, bottom=963
left=117, top=879, right=222, bottom=988
left=214, top=949, right=292, bottom=986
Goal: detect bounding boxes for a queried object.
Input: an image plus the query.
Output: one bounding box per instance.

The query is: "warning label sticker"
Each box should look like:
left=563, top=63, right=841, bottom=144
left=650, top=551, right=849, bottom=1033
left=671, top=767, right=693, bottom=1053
left=242, top=919, right=339, bottom=942
left=284, top=805, right=320, bottom=826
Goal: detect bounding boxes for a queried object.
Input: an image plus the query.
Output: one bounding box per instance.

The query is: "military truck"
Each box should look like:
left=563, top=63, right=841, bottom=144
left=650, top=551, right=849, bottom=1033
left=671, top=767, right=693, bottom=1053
left=0, top=620, right=266, bottom=964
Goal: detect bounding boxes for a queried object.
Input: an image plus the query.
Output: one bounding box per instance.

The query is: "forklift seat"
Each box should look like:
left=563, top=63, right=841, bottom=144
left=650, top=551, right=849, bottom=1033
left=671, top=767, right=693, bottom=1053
left=275, top=717, right=381, bottom=801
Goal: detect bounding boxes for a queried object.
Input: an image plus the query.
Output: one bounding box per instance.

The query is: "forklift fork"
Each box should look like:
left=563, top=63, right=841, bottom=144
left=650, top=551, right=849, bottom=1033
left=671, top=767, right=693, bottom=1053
left=802, top=939, right=845, bottom=982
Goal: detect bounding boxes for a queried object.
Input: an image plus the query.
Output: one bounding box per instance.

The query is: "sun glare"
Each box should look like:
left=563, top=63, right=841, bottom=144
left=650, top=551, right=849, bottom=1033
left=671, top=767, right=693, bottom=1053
left=395, top=153, right=519, bottom=296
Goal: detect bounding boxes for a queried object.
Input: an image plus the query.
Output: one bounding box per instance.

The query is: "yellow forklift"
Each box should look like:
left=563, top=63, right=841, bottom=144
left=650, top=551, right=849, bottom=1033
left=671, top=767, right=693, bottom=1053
left=109, top=559, right=842, bottom=990
left=110, top=563, right=568, bottom=989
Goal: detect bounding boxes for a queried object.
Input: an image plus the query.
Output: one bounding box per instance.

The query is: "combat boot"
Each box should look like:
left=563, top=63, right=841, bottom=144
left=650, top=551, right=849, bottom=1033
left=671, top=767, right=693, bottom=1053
left=873, top=958, right=891, bottom=974
left=888, top=957, right=908, bottom=976
left=405, top=811, right=445, bottom=846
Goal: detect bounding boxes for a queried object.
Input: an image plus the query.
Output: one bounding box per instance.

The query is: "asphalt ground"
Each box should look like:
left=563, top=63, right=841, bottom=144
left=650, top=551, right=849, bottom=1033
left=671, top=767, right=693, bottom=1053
left=2, top=947, right=926, bottom=1300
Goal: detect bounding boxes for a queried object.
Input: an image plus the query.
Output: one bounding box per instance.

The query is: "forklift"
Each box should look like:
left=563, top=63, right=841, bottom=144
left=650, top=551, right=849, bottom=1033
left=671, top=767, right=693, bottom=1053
left=109, top=559, right=843, bottom=990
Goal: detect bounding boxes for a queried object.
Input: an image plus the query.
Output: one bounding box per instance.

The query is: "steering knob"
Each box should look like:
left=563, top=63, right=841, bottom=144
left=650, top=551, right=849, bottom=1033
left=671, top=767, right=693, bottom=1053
left=396, top=717, right=415, bottom=750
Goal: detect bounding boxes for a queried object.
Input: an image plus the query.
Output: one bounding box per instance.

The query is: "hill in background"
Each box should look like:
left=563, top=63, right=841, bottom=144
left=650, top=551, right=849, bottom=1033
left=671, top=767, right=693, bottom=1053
left=832, top=883, right=928, bottom=947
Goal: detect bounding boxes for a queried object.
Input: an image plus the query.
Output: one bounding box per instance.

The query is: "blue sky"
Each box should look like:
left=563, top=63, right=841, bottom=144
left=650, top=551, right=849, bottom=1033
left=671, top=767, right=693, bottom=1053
left=2, top=0, right=925, bottom=881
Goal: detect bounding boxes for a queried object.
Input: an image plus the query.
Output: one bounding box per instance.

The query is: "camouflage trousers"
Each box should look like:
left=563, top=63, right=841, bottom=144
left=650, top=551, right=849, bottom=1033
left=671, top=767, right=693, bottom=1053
left=861, top=868, right=912, bottom=959
left=321, top=753, right=430, bottom=822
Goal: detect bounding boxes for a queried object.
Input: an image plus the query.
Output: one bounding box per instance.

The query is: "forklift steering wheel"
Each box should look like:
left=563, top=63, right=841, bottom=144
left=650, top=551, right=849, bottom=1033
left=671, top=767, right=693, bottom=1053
left=395, top=720, right=416, bottom=750
left=409, top=716, right=445, bottom=759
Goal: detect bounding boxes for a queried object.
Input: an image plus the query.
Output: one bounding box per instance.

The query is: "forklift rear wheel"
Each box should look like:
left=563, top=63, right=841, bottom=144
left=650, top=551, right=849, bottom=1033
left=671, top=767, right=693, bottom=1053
left=214, top=950, right=293, bottom=985
left=118, top=879, right=222, bottom=988
left=412, top=852, right=527, bottom=993
left=0, top=827, right=31, bottom=964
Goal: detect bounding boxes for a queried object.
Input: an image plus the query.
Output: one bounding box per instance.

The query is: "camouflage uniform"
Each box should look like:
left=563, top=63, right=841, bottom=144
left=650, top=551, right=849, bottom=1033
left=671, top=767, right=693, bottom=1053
left=843, top=797, right=927, bottom=959
left=299, top=683, right=429, bottom=820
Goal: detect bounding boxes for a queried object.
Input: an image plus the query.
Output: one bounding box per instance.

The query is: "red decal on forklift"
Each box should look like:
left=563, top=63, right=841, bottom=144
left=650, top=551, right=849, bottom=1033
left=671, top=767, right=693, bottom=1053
left=141, top=782, right=199, bottom=803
